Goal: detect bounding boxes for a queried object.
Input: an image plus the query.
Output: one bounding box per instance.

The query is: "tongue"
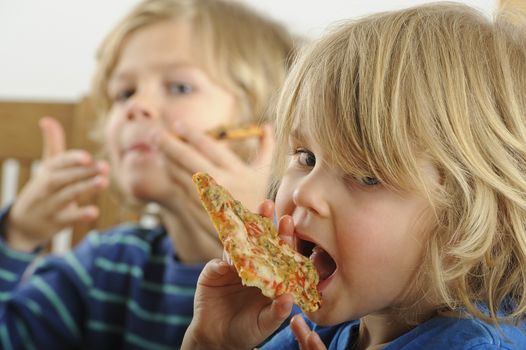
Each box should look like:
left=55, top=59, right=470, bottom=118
left=310, top=246, right=336, bottom=281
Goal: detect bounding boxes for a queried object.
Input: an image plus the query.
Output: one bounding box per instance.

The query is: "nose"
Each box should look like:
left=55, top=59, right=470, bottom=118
left=292, top=169, right=330, bottom=217
left=125, top=94, right=159, bottom=121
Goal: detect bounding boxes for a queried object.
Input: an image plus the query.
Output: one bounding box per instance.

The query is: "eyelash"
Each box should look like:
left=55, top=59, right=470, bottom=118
left=293, top=148, right=316, bottom=168
left=111, top=81, right=193, bottom=103
left=167, top=82, right=193, bottom=94
left=357, top=176, right=380, bottom=186
left=113, top=88, right=135, bottom=103
left=291, top=147, right=380, bottom=187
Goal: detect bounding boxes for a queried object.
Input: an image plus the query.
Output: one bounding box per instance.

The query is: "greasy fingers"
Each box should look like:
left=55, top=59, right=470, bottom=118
left=291, top=315, right=327, bottom=350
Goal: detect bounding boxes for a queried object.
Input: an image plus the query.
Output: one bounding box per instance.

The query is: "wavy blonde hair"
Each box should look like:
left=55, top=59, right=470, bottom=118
left=91, top=0, right=297, bottom=127
left=275, top=3, right=526, bottom=325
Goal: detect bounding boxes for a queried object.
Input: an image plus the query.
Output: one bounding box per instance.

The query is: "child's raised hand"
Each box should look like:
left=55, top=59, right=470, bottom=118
left=153, top=122, right=274, bottom=262
left=290, top=314, right=327, bottom=350
left=6, top=117, right=109, bottom=252
left=182, top=259, right=294, bottom=350
left=156, top=122, right=274, bottom=213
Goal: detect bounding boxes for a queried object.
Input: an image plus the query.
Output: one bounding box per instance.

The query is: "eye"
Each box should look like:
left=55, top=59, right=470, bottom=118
left=168, top=82, right=193, bottom=95
left=358, top=176, right=380, bottom=186
left=295, top=148, right=316, bottom=167
left=114, top=88, right=135, bottom=102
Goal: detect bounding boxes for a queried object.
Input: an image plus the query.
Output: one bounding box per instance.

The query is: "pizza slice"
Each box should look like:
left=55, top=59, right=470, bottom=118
left=192, top=172, right=321, bottom=312
left=207, top=124, right=263, bottom=141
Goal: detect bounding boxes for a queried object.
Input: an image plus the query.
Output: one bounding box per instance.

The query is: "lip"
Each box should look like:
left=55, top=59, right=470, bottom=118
left=294, top=229, right=337, bottom=291
left=317, top=271, right=336, bottom=292
left=122, top=141, right=156, bottom=155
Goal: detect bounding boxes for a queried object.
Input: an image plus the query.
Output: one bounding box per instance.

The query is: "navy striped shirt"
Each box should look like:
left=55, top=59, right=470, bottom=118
left=0, top=208, right=202, bottom=350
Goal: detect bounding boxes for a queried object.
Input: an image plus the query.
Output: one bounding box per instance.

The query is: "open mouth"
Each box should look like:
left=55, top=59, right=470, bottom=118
left=297, top=237, right=337, bottom=282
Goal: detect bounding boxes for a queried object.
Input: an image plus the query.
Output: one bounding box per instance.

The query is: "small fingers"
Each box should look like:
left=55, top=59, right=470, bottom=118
left=278, top=215, right=295, bottom=249
left=199, top=259, right=239, bottom=287
left=173, top=122, right=242, bottom=168
left=291, top=315, right=326, bottom=350
left=45, top=150, right=95, bottom=170
left=257, top=199, right=275, bottom=219
left=157, top=129, right=219, bottom=175
left=47, top=174, right=109, bottom=210
left=44, top=160, right=109, bottom=192
left=55, top=204, right=100, bottom=226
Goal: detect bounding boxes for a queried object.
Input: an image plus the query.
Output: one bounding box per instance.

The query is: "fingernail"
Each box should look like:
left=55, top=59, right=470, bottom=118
left=96, top=161, right=109, bottom=173
left=83, top=207, right=98, bottom=217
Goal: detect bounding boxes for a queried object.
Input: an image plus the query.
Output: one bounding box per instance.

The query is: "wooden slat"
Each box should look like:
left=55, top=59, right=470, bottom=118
left=0, top=101, right=75, bottom=160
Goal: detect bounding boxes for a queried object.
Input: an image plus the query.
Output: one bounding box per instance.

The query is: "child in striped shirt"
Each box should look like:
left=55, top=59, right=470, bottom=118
left=0, top=0, right=298, bottom=348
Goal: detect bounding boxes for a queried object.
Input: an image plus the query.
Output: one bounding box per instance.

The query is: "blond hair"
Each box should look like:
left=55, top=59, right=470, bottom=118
left=275, top=3, right=526, bottom=325
left=91, top=0, right=297, bottom=125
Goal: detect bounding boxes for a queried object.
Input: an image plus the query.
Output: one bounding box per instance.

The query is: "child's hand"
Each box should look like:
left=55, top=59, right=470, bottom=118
left=157, top=122, right=274, bottom=213
left=259, top=199, right=295, bottom=250
left=181, top=259, right=294, bottom=350
left=290, top=314, right=327, bottom=350
left=154, top=122, right=274, bottom=262
left=6, top=117, right=109, bottom=252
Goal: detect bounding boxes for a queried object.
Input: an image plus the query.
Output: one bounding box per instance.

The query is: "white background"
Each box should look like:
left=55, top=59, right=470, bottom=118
left=0, top=0, right=495, bottom=102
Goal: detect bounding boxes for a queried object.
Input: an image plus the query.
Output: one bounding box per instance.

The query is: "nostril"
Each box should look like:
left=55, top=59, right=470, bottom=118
left=127, top=106, right=152, bottom=120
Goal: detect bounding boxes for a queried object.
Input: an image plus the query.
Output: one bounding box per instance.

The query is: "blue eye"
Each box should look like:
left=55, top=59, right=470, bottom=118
left=296, top=149, right=316, bottom=167
left=359, top=176, right=380, bottom=186
left=168, top=82, right=193, bottom=94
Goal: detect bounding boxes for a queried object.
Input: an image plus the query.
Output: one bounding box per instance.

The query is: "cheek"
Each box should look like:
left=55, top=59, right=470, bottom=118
left=104, top=119, right=121, bottom=161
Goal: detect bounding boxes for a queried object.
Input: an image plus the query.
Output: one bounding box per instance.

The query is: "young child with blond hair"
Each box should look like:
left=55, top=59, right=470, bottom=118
left=0, top=0, right=298, bottom=348
left=181, top=3, right=526, bottom=349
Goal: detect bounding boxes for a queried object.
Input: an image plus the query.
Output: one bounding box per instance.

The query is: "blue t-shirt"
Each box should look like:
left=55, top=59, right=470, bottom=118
left=263, top=314, right=526, bottom=349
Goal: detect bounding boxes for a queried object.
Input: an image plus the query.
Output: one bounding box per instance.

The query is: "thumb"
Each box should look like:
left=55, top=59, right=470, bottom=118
left=251, top=124, right=275, bottom=168
left=40, top=116, right=66, bottom=159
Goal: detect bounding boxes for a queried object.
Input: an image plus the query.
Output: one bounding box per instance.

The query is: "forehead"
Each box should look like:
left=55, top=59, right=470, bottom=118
left=111, top=19, right=201, bottom=79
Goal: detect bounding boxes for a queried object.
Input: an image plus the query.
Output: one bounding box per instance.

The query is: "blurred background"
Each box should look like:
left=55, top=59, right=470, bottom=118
left=0, top=0, right=520, bottom=252
left=0, top=0, right=497, bottom=101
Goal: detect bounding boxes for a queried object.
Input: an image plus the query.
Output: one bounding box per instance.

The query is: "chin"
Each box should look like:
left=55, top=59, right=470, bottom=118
left=304, top=310, right=342, bottom=327
left=304, top=299, right=359, bottom=326
left=118, top=179, right=159, bottom=203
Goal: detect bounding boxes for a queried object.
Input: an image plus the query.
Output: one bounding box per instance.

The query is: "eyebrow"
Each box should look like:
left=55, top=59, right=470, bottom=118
left=110, top=62, right=200, bottom=82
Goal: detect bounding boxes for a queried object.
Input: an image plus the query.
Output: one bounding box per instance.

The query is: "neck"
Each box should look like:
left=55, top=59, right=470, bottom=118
left=355, top=307, right=437, bottom=350
left=161, top=206, right=223, bottom=264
